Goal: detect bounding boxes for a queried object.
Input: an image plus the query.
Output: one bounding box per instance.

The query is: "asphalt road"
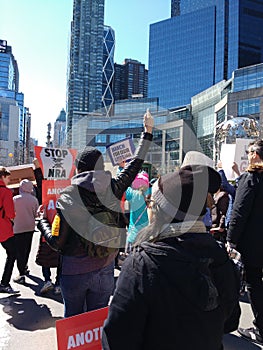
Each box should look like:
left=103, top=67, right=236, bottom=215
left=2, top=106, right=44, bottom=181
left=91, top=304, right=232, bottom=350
left=0, top=228, right=262, bottom=350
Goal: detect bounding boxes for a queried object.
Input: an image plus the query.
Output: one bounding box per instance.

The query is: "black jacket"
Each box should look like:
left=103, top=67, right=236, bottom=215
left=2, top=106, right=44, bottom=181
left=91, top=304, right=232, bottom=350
left=103, top=229, right=240, bottom=350
left=38, top=131, right=152, bottom=257
left=227, top=164, right=263, bottom=266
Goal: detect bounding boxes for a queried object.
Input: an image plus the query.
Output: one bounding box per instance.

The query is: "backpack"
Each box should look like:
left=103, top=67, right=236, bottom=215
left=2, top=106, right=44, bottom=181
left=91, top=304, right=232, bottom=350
left=78, top=207, right=122, bottom=258
left=57, top=189, right=123, bottom=258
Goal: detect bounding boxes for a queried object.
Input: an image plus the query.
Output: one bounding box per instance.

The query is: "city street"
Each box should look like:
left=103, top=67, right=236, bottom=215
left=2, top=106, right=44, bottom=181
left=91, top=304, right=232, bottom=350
left=0, top=228, right=262, bottom=350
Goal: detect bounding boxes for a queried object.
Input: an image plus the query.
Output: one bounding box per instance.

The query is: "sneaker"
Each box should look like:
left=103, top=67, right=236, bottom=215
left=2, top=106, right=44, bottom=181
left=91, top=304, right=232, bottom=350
left=0, top=284, right=20, bottom=294
left=238, top=327, right=263, bottom=345
left=13, top=275, right=26, bottom=285
left=53, top=285, right=61, bottom=295
left=40, top=281, right=53, bottom=294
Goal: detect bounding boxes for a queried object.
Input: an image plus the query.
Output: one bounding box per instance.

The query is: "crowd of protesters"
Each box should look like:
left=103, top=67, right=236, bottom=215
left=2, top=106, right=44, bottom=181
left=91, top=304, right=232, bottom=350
left=1, top=115, right=263, bottom=347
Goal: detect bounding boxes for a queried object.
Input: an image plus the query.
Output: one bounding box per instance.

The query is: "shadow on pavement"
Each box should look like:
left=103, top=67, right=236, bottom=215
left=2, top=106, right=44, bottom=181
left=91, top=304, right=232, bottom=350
left=223, top=333, right=262, bottom=349
left=0, top=295, right=62, bottom=331
left=24, top=274, right=63, bottom=303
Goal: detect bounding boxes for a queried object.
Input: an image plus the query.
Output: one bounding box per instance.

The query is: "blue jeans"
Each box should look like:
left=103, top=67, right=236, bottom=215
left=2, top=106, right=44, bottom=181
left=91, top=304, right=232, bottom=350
left=60, top=262, right=114, bottom=318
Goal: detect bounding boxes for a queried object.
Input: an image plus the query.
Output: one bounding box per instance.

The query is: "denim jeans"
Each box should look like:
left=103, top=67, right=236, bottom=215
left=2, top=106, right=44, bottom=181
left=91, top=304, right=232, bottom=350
left=60, top=262, right=114, bottom=318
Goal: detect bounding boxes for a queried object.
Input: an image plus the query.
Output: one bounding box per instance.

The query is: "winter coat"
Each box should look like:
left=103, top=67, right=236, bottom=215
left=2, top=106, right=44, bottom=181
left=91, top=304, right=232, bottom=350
left=13, top=183, right=39, bottom=234
left=211, top=190, right=229, bottom=229
left=0, top=180, right=15, bottom=242
left=35, top=235, right=60, bottom=268
left=38, top=132, right=152, bottom=271
left=227, top=164, right=263, bottom=266
left=126, top=187, right=149, bottom=244
left=103, top=226, right=240, bottom=350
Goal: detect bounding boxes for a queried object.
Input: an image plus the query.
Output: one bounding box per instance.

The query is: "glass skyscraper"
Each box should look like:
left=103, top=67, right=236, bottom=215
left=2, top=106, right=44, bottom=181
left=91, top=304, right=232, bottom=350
left=149, top=0, right=263, bottom=109
left=102, top=25, right=115, bottom=118
left=67, top=0, right=105, bottom=147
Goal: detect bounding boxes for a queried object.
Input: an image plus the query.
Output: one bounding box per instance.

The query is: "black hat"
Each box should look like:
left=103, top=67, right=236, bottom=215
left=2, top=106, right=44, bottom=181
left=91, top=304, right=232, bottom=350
left=75, top=146, right=104, bottom=172
left=152, top=163, right=221, bottom=222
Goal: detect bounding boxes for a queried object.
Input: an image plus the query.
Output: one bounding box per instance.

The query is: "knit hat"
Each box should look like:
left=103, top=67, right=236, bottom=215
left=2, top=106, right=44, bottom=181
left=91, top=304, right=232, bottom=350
left=19, top=179, right=34, bottom=193
left=75, top=146, right=104, bottom=172
left=152, top=157, right=221, bottom=221
left=132, top=171, right=149, bottom=189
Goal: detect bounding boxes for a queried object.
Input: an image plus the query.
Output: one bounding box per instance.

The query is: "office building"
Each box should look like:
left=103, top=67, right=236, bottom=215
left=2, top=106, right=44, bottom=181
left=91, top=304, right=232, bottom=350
left=102, top=25, right=115, bottom=117
left=149, top=0, right=263, bottom=109
left=0, top=40, right=29, bottom=165
left=67, top=0, right=105, bottom=147
left=53, top=108, right=67, bottom=148
left=192, top=62, right=263, bottom=160
left=113, top=59, right=148, bottom=101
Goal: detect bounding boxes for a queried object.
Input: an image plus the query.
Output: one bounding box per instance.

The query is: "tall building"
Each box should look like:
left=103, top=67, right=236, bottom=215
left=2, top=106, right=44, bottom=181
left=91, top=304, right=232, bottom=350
left=0, top=40, right=29, bottom=165
left=102, top=25, right=115, bottom=117
left=149, top=0, right=263, bottom=109
left=67, top=0, right=105, bottom=147
left=113, top=59, right=148, bottom=101
left=53, top=108, right=67, bottom=148
left=0, top=39, right=19, bottom=92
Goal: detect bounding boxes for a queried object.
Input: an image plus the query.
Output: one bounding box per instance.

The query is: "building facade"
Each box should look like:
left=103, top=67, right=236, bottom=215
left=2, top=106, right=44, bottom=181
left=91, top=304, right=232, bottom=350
left=67, top=0, right=105, bottom=147
left=149, top=0, right=263, bottom=109
left=102, top=25, right=115, bottom=117
left=0, top=40, right=29, bottom=165
left=53, top=108, right=67, bottom=148
left=113, top=59, right=148, bottom=101
left=192, top=63, right=263, bottom=160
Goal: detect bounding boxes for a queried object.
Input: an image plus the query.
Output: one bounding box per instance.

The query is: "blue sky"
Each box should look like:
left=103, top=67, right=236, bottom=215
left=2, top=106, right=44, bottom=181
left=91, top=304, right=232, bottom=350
left=1, top=0, right=170, bottom=147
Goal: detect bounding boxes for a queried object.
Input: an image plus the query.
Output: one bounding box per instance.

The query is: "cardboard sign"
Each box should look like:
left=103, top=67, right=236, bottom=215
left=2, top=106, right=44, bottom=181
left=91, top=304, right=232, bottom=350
left=220, top=138, right=252, bottom=180
left=56, top=307, right=109, bottom=350
left=34, top=146, right=77, bottom=180
left=42, top=179, right=71, bottom=223
left=106, top=137, right=135, bottom=166
left=234, top=138, right=251, bottom=174
left=7, top=164, right=36, bottom=188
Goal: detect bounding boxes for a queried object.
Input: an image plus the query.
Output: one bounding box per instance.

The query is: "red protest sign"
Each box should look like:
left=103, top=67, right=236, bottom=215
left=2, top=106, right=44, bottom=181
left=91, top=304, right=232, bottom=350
left=42, top=179, right=71, bottom=223
left=56, top=307, right=109, bottom=350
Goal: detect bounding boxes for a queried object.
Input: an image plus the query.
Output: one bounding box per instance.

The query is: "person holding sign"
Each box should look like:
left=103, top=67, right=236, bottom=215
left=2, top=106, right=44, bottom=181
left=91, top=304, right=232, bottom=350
left=102, top=152, right=240, bottom=350
left=38, top=110, right=154, bottom=318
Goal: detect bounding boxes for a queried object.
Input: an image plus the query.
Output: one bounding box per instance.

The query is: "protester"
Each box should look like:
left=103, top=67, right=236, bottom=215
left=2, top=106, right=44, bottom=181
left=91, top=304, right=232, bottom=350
left=33, top=159, right=61, bottom=295
left=227, top=139, right=263, bottom=345
left=102, top=151, right=240, bottom=350
left=125, top=171, right=150, bottom=252
left=210, top=186, right=229, bottom=242
left=37, top=111, right=153, bottom=317
left=0, top=167, right=19, bottom=294
left=13, top=179, right=39, bottom=285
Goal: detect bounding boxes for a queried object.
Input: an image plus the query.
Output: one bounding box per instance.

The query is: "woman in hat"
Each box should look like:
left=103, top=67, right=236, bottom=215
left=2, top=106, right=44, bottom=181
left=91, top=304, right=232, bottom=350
left=102, top=153, right=241, bottom=350
left=125, top=171, right=150, bottom=252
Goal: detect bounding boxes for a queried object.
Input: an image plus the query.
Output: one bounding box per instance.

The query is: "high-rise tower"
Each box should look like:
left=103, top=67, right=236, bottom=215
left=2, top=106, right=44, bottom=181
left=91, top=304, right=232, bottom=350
left=113, top=59, right=148, bottom=101
left=67, top=0, right=105, bottom=147
left=149, top=0, right=263, bottom=109
left=102, top=25, right=115, bottom=118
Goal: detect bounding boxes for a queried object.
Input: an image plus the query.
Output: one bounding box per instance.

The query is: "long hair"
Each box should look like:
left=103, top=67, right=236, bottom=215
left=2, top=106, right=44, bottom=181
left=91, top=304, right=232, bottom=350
left=134, top=204, right=172, bottom=246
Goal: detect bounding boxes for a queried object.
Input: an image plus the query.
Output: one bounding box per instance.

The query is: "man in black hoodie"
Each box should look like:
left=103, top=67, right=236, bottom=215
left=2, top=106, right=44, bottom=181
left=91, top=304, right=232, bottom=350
left=102, top=151, right=240, bottom=350
left=38, top=111, right=153, bottom=318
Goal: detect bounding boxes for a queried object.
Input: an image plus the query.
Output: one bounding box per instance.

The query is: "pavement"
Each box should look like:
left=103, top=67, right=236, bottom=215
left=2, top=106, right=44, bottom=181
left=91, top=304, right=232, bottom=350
left=0, top=228, right=262, bottom=350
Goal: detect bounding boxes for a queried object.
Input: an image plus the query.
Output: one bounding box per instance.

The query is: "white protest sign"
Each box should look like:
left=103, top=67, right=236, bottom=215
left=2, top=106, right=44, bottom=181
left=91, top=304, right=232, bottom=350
left=220, top=144, right=236, bottom=180
left=234, top=138, right=251, bottom=174
left=107, top=137, right=135, bottom=166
